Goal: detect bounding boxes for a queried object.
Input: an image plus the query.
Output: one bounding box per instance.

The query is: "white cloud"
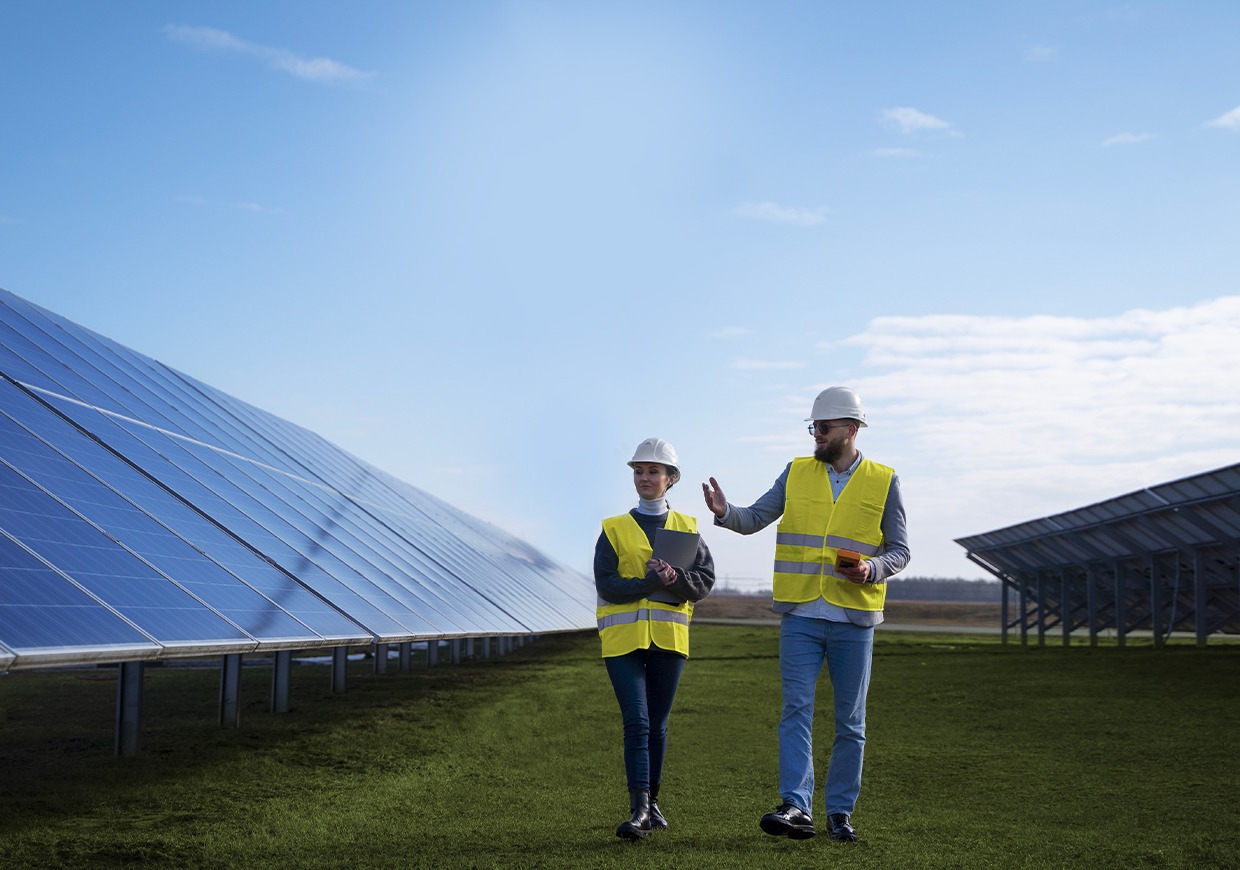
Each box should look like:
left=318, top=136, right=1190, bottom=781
left=1024, top=44, right=1059, bottom=62
left=801, top=297, right=1240, bottom=578
left=1207, top=105, right=1240, bottom=131
left=710, top=327, right=752, bottom=338
left=730, top=202, right=827, bottom=227
left=731, top=358, right=805, bottom=371
left=233, top=201, right=286, bottom=214
left=1101, top=132, right=1156, bottom=147
left=174, top=195, right=285, bottom=214
left=880, top=106, right=961, bottom=137
left=164, top=25, right=371, bottom=84
left=873, top=147, right=921, bottom=158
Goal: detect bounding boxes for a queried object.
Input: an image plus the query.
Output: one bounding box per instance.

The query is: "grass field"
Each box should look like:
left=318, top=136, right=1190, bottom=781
left=2, top=623, right=1238, bottom=869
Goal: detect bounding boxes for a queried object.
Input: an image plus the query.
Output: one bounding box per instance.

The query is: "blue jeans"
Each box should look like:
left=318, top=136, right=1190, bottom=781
left=605, top=646, right=687, bottom=790
left=778, top=614, right=873, bottom=816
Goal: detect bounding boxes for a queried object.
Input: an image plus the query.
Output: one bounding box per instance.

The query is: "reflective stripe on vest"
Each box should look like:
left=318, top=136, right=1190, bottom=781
left=772, top=456, right=893, bottom=611
left=597, top=608, right=691, bottom=630
left=597, top=510, right=697, bottom=658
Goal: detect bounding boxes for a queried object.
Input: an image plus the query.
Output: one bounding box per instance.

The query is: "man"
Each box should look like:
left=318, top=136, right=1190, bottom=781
left=702, top=386, right=910, bottom=842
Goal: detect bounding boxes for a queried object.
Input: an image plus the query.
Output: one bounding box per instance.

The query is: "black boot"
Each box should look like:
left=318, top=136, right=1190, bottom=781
left=615, top=788, right=653, bottom=840
left=649, top=783, right=668, bottom=830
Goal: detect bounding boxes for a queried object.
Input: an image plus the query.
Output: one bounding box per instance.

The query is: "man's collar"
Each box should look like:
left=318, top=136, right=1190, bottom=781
left=831, top=451, right=862, bottom=476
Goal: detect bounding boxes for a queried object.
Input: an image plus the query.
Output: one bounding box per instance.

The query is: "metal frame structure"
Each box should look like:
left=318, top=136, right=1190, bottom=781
left=956, top=464, right=1240, bottom=647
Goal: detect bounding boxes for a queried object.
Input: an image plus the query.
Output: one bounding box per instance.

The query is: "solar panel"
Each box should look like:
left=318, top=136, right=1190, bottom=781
left=955, top=463, right=1240, bottom=644
left=0, top=530, right=157, bottom=657
left=0, top=382, right=359, bottom=644
left=0, top=287, right=595, bottom=671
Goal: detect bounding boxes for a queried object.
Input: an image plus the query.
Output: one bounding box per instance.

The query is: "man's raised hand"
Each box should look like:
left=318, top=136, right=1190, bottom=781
left=702, top=477, right=727, bottom=518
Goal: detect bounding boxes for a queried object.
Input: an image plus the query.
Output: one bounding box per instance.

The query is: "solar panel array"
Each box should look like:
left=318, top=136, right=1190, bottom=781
left=955, top=464, right=1240, bottom=643
left=0, top=288, right=595, bottom=673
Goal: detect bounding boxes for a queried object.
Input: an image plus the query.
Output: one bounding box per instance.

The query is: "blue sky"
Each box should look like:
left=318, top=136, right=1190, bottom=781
left=2, top=2, right=1238, bottom=590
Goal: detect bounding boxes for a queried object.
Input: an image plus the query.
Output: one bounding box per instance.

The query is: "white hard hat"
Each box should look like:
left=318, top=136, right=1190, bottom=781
left=805, top=386, right=867, bottom=427
left=628, top=437, right=681, bottom=482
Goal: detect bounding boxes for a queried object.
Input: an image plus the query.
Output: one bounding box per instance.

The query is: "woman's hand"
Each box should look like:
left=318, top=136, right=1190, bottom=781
left=647, top=558, right=677, bottom=586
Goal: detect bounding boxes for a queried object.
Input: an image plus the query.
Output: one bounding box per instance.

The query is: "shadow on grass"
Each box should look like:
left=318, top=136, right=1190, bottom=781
left=0, top=636, right=588, bottom=822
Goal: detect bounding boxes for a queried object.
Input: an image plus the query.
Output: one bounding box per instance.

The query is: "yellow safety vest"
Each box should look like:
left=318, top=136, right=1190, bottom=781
left=773, top=456, right=893, bottom=611
left=596, top=511, right=698, bottom=658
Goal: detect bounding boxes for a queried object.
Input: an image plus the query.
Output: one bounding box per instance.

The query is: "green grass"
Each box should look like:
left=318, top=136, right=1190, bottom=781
left=1, top=627, right=1238, bottom=869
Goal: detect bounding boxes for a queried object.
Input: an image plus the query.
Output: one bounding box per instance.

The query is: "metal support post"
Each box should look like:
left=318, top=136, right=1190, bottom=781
left=332, top=646, right=348, bottom=693
left=1036, top=574, right=1046, bottom=646
left=272, top=650, right=291, bottom=713
left=1001, top=581, right=1009, bottom=644
left=1195, top=549, right=1209, bottom=647
left=1061, top=570, right=1071, bottom=647
left=1115, top=562, right=1127, bottom=649
left=115, top=661, right=143, bottom=757
left=1019, top=575, right=1029, bottom=646
left=374, top=642, right=389, bottom=675
left=399, top=642, right=412, bottom=672
left=1149, top=555, right=1163, bottom=647
left=220, top=653, right=242, bottom=728
left=1086, top=565, right=1099, bottom=647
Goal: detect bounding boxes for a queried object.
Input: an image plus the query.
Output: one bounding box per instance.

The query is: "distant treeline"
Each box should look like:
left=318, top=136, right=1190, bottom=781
left=885, top=577, right=1002, bottom=601
left=715, top=576, right=1003, bottom=601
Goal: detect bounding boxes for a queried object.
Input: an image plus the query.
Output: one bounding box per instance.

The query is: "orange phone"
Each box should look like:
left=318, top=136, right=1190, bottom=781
left=835, top=549, right=861, bottom=569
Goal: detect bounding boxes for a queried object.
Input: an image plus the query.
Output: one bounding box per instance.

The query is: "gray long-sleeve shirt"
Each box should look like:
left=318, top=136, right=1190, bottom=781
left=715, top=453, right=910, bottom=625
left=594, top=509, right=716, bottom=606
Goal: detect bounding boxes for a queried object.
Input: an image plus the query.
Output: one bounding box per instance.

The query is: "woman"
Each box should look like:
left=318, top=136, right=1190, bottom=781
left=594, top=437, right=715, bottom=841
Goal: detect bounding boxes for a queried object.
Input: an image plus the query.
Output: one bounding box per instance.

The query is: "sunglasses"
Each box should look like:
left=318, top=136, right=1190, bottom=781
left=807, top=421, right=853, bottom=436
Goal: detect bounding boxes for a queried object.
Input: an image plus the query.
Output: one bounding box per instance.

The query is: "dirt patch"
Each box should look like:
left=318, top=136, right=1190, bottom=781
left=695, top=594, right=1001, bottom=627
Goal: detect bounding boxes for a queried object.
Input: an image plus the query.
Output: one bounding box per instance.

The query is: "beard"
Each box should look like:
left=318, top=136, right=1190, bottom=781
left=814, top=439, right=845, bottom=465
